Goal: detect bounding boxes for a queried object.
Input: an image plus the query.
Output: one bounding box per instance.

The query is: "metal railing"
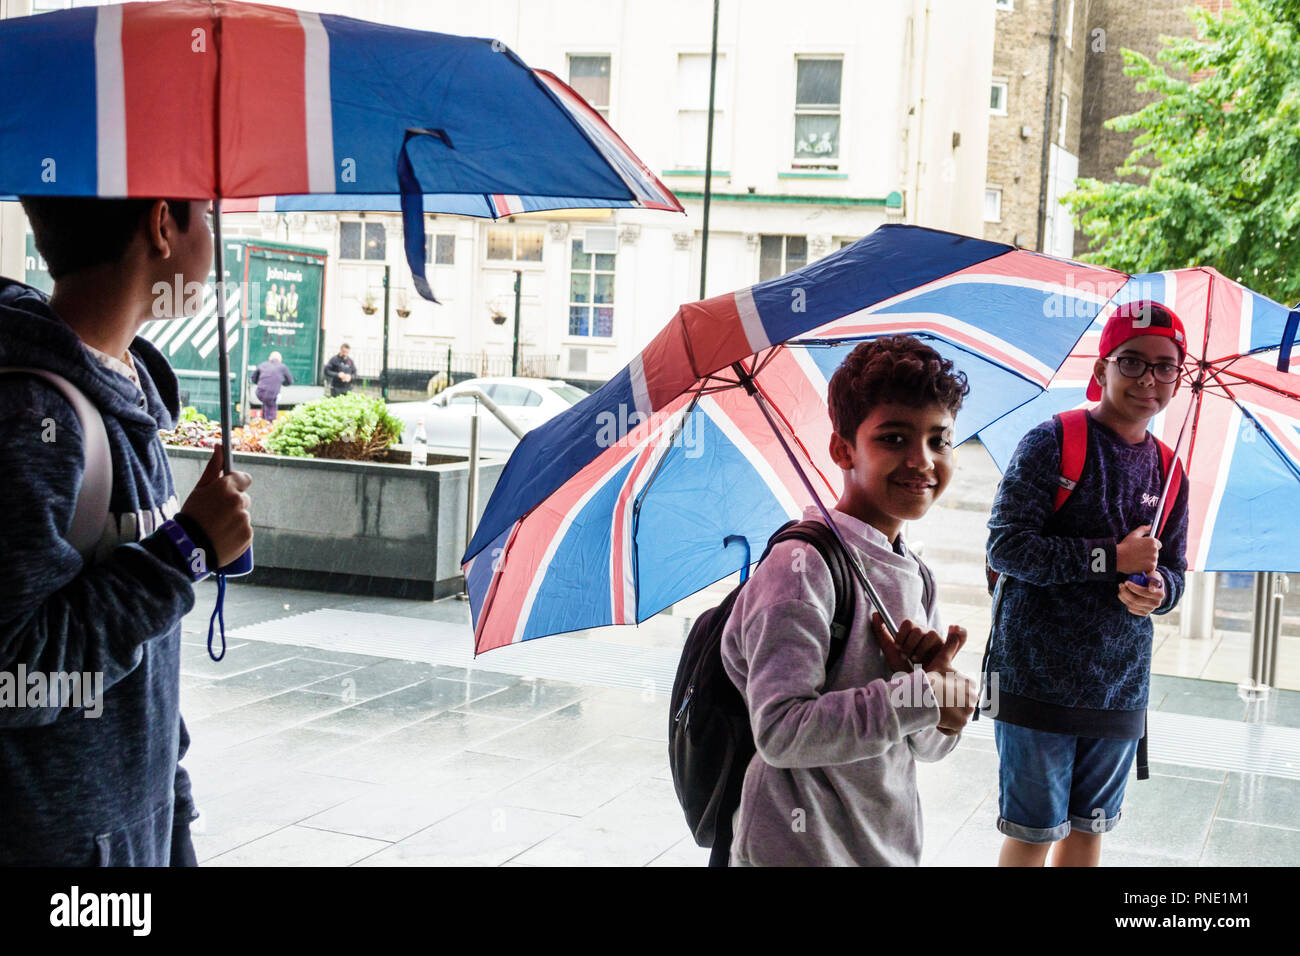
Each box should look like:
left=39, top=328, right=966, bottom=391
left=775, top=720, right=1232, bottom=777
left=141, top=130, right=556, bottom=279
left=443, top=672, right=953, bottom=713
left=1241, top=572, right=1287, bottom=700
left=455, top=388, right=524, bottom=601
left=343, top=348, right=560, bottom=384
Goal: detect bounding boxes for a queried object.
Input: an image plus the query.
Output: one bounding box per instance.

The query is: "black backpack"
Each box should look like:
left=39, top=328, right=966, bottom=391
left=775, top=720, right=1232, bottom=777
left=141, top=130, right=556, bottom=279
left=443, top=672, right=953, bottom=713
left=668, top=518, right=858, bottom=864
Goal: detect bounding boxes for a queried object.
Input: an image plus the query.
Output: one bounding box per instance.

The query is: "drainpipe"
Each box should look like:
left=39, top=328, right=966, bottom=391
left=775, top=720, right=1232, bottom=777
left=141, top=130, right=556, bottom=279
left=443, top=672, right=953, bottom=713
left=1035, top=0, right=1061, bottom=253
left=912, top=1, right=932, bottom=225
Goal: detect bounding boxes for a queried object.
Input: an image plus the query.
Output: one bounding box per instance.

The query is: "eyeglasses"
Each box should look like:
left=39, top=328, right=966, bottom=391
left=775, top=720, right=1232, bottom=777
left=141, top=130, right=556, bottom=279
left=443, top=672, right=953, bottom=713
left=1105, top=355, right=1182, bottom=384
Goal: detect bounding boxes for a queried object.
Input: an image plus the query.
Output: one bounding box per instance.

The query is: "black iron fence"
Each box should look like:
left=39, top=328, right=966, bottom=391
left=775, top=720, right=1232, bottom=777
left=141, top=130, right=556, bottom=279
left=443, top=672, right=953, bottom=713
left=336, top=348, right=561, bottom=400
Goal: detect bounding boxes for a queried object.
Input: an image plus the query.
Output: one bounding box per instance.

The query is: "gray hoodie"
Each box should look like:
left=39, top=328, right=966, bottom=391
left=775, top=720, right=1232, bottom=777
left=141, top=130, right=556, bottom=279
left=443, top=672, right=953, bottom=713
left=721, top=504, right=960, bottom=866
left=0, top=278, right=198, bottom=865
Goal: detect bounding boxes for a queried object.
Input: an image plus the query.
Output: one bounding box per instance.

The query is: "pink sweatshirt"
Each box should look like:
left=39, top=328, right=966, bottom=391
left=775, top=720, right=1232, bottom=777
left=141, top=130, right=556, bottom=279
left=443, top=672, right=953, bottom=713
left=721, top=504, right=960, bottom=866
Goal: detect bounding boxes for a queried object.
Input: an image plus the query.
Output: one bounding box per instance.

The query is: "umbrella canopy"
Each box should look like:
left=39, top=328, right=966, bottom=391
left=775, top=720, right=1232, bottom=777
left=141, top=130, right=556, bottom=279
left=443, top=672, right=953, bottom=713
left=980, top=268, right=1300, bottom=572
left=0, top=0, right=680, bottom=529
left=0, top=1, right=680, bottom=282
left=460, top=224, right=1132, bottom=653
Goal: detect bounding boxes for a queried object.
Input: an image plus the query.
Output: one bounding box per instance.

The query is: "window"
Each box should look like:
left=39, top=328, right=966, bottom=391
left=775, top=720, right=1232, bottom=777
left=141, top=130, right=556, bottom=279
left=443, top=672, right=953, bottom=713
left=340, top=221, right=385, bottom=261
left=568, top=55, right=611, bottom=120
left=425, top=233, right=455, bottom=266
left=490, top=385, right=536, bottom=407
left=1064, top=0, right=1075, bottom=48
left=1059, top=92, right=1069, bottom=147
left=676, top=52, right=728, bottom=168
left=990, top=80, right=1008, bottom=115
left=984, top=186, right=1003, bottom=222
left=759, top=235, right=808, bottom=282
left=569, top=238, right=615, bottom=337
left=549, top=384, right=588, bottom=405
left=793, top=57, right=842, bottom=167
left=486, top=228, right=544, bottom=262
left=995, top=0, right=1013, bottom=9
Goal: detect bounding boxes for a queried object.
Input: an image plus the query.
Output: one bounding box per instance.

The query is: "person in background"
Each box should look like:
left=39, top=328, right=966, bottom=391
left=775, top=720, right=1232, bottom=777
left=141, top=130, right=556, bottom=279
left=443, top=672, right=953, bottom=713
left=250, top=350, right=292, bottom=422
left=324, top=342, right=356, bottom=397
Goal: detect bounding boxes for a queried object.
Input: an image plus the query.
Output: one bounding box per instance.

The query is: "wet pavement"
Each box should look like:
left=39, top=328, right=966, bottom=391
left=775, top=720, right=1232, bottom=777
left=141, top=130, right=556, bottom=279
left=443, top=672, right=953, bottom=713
left=179, top=578, right=1300, bottom=867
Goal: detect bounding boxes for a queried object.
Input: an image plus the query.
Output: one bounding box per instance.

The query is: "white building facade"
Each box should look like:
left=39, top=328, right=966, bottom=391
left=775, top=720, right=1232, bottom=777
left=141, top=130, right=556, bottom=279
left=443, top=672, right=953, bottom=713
left=3, top=0, right=997, bottom=390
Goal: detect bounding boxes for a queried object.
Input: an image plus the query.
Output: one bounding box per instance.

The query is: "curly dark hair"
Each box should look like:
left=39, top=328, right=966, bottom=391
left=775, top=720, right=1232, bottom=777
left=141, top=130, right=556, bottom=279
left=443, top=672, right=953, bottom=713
left=828, top=335, right=970, bottom=443
left=20, top=196, right=193, bottom=280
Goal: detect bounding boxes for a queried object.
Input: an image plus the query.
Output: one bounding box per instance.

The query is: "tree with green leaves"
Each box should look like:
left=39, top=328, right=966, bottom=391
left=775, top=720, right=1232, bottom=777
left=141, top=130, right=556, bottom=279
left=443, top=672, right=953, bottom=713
left=1065, top=0, right=1300, bottom=305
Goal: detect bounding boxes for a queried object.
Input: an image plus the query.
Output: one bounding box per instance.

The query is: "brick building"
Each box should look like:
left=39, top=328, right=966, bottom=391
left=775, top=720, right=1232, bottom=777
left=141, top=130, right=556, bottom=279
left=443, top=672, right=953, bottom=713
left=984, top=0, right=1231, bottom=258
left=984, top=0, right=1090, bottom=255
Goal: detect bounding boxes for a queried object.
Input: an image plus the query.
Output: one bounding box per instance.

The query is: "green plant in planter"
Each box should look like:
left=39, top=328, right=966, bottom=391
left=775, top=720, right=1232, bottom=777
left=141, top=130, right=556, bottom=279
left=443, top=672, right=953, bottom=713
left=264, top=394, right=403, bottom=460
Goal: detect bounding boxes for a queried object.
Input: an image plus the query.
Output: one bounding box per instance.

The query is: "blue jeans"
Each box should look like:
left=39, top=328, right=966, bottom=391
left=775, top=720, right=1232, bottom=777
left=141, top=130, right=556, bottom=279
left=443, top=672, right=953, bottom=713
left=994, top=721, right=1139, bottom=844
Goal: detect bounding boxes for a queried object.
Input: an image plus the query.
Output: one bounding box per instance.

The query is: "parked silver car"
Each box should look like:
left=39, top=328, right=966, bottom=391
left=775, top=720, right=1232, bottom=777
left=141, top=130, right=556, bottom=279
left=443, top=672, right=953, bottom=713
left=387, top=377, right=589, bottom=452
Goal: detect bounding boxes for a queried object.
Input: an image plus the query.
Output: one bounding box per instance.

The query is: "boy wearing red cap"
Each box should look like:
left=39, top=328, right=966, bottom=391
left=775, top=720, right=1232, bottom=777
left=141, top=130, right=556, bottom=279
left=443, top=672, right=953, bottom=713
left=982, top=301, right=1190, bottom=866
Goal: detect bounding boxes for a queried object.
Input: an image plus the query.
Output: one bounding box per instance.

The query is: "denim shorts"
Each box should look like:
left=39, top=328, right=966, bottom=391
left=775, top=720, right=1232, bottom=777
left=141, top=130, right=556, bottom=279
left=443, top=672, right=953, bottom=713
left=994, top=721, right=1139, bottom=844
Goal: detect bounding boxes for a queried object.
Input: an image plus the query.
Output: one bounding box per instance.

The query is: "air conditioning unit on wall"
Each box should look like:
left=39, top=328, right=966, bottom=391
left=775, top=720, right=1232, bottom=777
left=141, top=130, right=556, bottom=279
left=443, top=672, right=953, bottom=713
left=582, top=227, right=618, bottom=255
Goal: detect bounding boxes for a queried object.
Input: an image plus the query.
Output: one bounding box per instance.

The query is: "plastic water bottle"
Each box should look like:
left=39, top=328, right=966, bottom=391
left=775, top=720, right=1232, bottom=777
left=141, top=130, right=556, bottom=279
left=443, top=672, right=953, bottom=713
left=411, top=420, right=428, bottom=467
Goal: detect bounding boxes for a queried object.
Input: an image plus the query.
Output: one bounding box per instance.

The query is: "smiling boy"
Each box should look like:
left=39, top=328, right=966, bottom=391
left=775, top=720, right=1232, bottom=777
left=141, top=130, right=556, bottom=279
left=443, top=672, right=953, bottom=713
left=720, top=335, right=978, bottom=867
left=983, top=301, right=1190, bottom=867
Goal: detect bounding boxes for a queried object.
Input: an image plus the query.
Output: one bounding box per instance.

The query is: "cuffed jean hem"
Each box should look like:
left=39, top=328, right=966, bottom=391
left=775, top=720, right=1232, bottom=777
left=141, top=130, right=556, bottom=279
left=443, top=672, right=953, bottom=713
left=1069, top=808, right=1123, bottom=834
left=997, top=816, right=1070, bottom=844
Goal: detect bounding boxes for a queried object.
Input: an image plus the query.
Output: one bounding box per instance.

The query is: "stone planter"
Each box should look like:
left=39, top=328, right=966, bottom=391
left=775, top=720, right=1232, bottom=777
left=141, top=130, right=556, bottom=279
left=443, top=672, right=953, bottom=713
left=164, top=445, right=507, bottom=599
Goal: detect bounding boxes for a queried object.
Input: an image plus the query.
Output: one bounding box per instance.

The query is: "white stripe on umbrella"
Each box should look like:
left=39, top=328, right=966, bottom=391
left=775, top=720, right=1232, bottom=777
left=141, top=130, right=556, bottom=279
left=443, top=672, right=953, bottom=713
left=298, top=11, right=335, bottom=193
left=628, top=353, right=653, bottom=419
left=735, top=287, right=771, bottom=354
left=815, top=310, right=1057, bottom=386
left=507, top=441, right=647, bottom=646
left=786, top=340, right=832, bottom=395
left=860, top=270, right=1116, bottom=317
left=1236, top=284, right=1255, bottom=357
left=609, top=403, right=692, bottom=624
left=1194, top=401, right=1242, bottom=569
left=696, top=393, right=802, bottom=519
left=94, top=5, right=127, bottom=196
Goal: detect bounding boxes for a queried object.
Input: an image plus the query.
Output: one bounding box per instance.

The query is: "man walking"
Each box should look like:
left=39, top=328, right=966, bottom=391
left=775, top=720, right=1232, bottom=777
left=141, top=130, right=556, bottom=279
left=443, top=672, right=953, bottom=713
left=250, top=350, right=292, bottom=422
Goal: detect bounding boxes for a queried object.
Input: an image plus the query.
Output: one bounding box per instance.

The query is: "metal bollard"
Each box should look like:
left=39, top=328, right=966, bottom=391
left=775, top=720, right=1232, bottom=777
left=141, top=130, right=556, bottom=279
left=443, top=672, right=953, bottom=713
left=1241, top=571, right=1279, bottom=700
left=1180, top=571, right=1217, bottom=640
left=457, top=407, right=481, bottom=602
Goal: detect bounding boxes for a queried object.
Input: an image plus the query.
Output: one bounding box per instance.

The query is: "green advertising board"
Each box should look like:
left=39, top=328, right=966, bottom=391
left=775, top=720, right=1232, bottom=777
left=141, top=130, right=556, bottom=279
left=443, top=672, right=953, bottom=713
left=24, top=232, right=327, bottom=420
left=141, top=239, right=327, bottom=419
left=234, top=241, right=326, bottom=390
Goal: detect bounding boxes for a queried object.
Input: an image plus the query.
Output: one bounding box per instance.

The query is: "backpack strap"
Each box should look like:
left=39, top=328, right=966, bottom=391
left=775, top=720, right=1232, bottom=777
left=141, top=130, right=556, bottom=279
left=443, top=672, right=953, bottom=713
left=916, top=556, right=936, bottom=621
left=765, top=519, right=857, bottom=673
left=1053, top=409, right=1089, bottom=512
left=0, top=367, right=112, bottom=560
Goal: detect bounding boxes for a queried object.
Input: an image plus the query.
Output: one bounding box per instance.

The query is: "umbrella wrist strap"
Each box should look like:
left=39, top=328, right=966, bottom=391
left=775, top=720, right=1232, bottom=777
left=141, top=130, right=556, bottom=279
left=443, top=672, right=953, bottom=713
left=207, top=575, right=228, bottom=662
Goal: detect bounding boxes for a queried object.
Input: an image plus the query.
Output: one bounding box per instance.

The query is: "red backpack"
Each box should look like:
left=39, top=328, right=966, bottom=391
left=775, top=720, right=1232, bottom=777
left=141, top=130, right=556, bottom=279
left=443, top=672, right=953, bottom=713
left=984, top=408, right=1184, bottom=596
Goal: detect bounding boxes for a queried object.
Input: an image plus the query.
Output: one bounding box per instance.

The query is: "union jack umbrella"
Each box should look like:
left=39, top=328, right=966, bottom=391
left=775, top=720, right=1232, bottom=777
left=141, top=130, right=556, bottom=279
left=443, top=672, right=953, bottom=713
left=980, top=268, right=1300, bottom=571
left=0, top=0, right=681, bottom=484
left=461, top=224, right=1134, bottom=653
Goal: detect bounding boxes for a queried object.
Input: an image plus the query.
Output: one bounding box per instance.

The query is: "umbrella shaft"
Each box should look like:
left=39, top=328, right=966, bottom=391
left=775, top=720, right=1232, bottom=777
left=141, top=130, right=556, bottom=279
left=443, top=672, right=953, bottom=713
left=1150, top=395, right=1196, bottom=535
left=731, top=362, right=901, bottom=639
left=212, top=199, right=234, bottom=474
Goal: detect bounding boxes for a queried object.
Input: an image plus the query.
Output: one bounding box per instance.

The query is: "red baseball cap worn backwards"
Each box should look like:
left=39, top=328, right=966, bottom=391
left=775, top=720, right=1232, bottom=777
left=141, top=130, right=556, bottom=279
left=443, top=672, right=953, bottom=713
left=1087, top=300, right=1188, bottom=401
